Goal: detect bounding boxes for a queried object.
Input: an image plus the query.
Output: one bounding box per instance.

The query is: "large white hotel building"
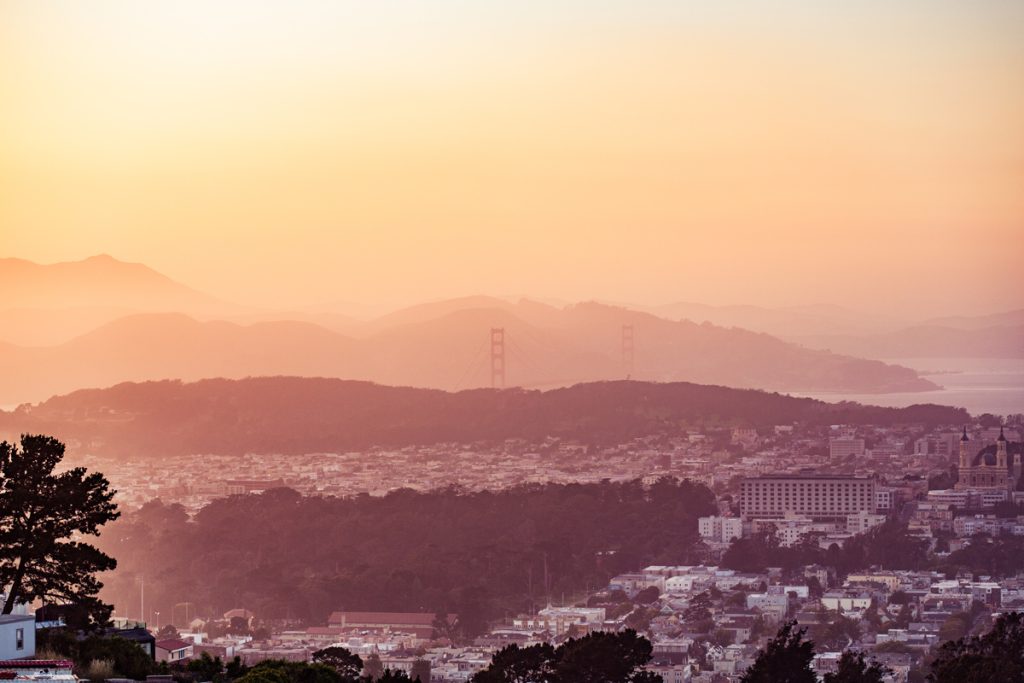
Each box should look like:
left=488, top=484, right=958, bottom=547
left=740, top=475, right=877, bottom=522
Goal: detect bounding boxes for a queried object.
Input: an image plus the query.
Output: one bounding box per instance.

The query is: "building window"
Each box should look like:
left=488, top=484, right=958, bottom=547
left=15, top=627, right=24, bottom=650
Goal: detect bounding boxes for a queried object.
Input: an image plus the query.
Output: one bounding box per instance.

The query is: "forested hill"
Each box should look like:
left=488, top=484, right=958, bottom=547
left=0, top=377, right=968, bottom=457
left=98, top=479, right=718, bottom=627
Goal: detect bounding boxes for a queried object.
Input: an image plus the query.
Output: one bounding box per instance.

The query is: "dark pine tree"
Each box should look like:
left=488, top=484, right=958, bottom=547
left=823, top=651, right=889, bottom=683
left=929, top=611, right=1024, bottom=683
left=740, top=621, right=817, bottom=683
left=0, top=434, right=119, bottom=625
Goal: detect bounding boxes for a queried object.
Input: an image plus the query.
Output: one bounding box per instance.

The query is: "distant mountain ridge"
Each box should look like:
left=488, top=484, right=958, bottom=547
left=793, top=324, right=1024, bottom=360
left=8, top=254, right=1020, bottom=403
left=0, top=377, right=970, bottom=458
left=0, top=303, right=938, bottom=405
left=0, top=254, right=246, bottom=345
left=0, top=254, right=234, bottom=312
left=644, top=301, right=907, bottom=337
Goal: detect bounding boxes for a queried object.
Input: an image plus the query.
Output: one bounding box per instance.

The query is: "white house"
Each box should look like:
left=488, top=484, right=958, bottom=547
left=156, top=638, right=194, bottom=663
left=0, top=614, right=35, bottom=660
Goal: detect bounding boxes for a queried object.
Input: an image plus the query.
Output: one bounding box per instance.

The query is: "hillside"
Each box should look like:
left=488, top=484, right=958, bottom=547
left=0, top=377, right=969, bottom=457
left=0, top=314, right=363, bottom=404
left=646, top=301, right=907, bottom=337
left=0, top=255, right=246, bottom=346
left=794, top=324, right=1024, bottom=360
left=923, top=309, right=1024, bottom=330
left=0, top=301, right=938, bottom=405
left=0, top=254, right=235, bottom=313
left=97, top=480, right=717, bottom=626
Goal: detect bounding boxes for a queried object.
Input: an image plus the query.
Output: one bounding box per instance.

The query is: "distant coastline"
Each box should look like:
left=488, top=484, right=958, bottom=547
left=791, top=357, right=1024, bottom=416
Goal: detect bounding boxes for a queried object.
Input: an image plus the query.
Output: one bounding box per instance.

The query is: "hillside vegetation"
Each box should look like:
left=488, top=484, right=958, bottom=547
left=0, top=377, right=969, bottom=457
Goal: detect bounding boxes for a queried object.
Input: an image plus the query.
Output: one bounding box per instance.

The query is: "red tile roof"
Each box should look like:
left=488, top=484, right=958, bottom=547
left=156, top=639, right=193, bottom=651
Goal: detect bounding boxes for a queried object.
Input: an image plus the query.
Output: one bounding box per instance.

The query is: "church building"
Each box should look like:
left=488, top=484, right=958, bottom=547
left=956, top=426, right=1024, bottom=492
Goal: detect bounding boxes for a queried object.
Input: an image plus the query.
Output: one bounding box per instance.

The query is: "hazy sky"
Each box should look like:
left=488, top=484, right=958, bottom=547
left=2, top=0, right=1022, bottom=317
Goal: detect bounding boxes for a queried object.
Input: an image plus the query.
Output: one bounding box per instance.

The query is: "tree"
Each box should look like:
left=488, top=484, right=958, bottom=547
left=553, top=630, right=658, bottom=683
left=157, top=624, right=180, bottom=639
left=363, top=654, right=384, bottom=681
left=888, top=590, right=911, bottom=606
left=813, top=615, right=860, bottom=652
left=470, top=643, right=556, bottom=683
left=0, top=435, right=119, bottom=624
left=239, top=660, right=342, bottom=683
left=938, top=613, right=972, bottom=644
left=312, top=647, right=363, bottom=681
left=37, top=631, right=159, bottom=681
left=823, top=651, right=889, bottom=683
left=740, top=621, right=816, bottom=683
left=375, top=672, right=412, bottom=682
left=625, top=607, right=655, bottom=633
left=470, top=631, right=660, bottom=683
left=634, top=586, right=660, bottom=605
left=228, top=616, right=251, bottom=635
left=431, top=611, right=458, bottom=642
left=929, top=611, right=1024, bottom=683
left=187, top=652, right=225, bottom=682
left=410, top=659, right=430, bottom=683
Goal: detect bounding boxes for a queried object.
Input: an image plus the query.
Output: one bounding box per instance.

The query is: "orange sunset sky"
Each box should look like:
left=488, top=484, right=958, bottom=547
left=1, top=0, right=1022, bottom=317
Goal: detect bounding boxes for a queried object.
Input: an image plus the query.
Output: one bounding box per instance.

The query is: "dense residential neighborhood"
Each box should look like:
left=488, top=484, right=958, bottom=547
left=4, top=416, right=1020, bottom=682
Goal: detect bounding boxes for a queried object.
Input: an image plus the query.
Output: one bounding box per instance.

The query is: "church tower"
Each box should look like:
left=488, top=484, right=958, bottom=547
left=959, top=426, right=970, bottom=469
left=997, top=426, right=1008, bottom=469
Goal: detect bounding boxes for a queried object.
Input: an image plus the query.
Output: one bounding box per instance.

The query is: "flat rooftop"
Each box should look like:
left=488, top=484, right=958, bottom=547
left=742, top=475, right=873, bottom=481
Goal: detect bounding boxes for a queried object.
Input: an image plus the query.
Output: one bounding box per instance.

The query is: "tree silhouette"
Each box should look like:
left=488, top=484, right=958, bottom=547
left=0, top=434, right=119, bottom=623
left=823, top=651, right=888, bottom=683
left=410, top=659, right=430, bottom=683
left=740, top=621, right=816, bottom=683
left=929, top=611, right=1024, bottom=683
left=375, top=672, right=412, bottom=682
left=363, top=654, right=384, bottom=681
left=471, top=630, right=659, bottom=683
left=471, top=643, right=556, bottom=683
left=312, top=647, right=363, bottom=680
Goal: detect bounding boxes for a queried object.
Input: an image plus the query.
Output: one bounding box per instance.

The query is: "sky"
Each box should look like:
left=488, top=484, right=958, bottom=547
left=1, top=0, right=1022, bottom=317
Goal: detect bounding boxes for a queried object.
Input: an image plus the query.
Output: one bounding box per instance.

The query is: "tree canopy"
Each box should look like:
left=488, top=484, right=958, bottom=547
left=471, top=630, right=660, bottom=683
left=0, top=434, right=119, bottom=624
left=823, top=651, right=889, bottom=683
left=312, top=647, right=364, bottom=680
left=5, top=377, right=967, bottom=458
left=740, top=621, right=817, bottom=683
left=722, top=520, right=931, bottom=578
left=98, top=479, right=715, bottom=628
left=929, top=611, right=1024, bottom=683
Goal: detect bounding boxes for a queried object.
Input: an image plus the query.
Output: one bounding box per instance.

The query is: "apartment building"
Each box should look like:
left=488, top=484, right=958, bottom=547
left=740, top=476, right=876, bottom=522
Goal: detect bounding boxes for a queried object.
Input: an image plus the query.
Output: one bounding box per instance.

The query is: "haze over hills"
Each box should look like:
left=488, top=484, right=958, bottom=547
left=644, top=301, right=909, bottom=338
left=0, top=254, right=246, bottom=345
left=921, top=309, right=1024, bottom=331
left=6, top=254, right=1023, bottom=405
left=0, top=377, right=970, bottom=458
left=0, top=254, right=235, bottom=312
left=645, top=301, right=1024, bottom=360
left=794, top=325, right=1024, bottom=360
left=0, top=301, right=939, bottom=405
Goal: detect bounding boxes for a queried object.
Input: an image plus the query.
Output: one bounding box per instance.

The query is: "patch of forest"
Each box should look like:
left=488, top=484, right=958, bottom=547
left=1, top=377, right=970, bottom=457
left=96, top=479, right=717, bottom=631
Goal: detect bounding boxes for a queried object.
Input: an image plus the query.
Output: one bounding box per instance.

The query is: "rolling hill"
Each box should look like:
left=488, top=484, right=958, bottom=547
left=0, top=301, right=938, bottom=405
left=0, top=377, right=969, bottom=457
